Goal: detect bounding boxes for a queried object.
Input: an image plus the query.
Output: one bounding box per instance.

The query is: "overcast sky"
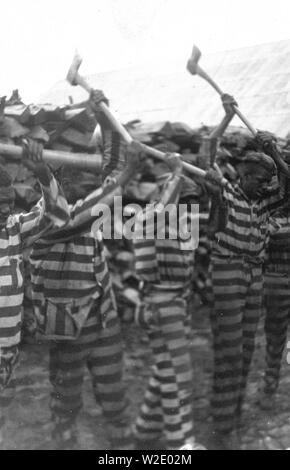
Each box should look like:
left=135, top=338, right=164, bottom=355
left=2, top=0, right=290, bottom=102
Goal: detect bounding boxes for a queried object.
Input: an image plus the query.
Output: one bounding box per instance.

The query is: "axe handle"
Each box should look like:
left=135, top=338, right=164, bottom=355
left=197, top=66, right=257, bottom=136
left=0, top=142, right=102, bottom=171
left=142, top=144, right=230, bottom=185
left=197, top=66, right=224, bottom=95
left=100, top=102, right=211, bottom=180
left=73, top=72, right=223, bottom=182
left=75, top=73, right=92, bottom=95
left=99, top=102, right=134, bottom=144
left=74, top=73, right=135, bottom=145
left=233, top=106, right=256, bottom=136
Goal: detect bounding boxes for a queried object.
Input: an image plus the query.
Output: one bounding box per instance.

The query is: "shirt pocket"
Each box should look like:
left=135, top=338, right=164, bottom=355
left=0, top=256, right=23, bottom=293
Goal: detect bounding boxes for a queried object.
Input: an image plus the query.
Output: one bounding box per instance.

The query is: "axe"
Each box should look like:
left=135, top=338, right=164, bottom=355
left=0, top=142, right=102, bottom=171
left=187, top=45, right=257, bottom=136
left=66, top=53, right=226, bottom=184
left=187, top=45, right=290, bottom=177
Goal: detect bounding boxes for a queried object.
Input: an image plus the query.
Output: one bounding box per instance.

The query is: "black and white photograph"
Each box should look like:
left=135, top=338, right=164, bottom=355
left=0, top=0, right=290, bottom=452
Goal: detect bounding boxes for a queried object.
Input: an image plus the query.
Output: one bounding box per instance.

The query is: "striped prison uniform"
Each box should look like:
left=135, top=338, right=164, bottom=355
left=0, top=176, right=69, bottom=423
left=132, top=172, right=196, bottom=449
left=209, top=180, right=285, bottom=433
left=263, top=213, right=290, bottom=395
left=30, top=181, right=131, bottom=446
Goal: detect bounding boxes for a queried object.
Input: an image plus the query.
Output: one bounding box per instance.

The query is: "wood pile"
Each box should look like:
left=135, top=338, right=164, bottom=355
left=3, top=90, right=285, bottom=336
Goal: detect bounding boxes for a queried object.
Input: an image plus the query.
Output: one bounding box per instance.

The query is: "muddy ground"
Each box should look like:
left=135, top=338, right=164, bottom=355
left=2, top=304, right=290, bottom=450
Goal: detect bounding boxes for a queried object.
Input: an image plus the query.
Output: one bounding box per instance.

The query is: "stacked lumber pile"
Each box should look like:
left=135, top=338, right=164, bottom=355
left=0, top=90, right=100, bottom=211
left=2, top=90, right=287, bottom=334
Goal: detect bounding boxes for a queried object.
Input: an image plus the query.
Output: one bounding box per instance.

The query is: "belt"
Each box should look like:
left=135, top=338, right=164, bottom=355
left=212, top=254, right=263, bottom=265
left=140, top=281, right=189, bottom=294
left=265, top=265, right=290, bottom=275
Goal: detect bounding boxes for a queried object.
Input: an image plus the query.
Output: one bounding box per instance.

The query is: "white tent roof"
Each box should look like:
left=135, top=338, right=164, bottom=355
left=39, top=39, right=290, bottom=137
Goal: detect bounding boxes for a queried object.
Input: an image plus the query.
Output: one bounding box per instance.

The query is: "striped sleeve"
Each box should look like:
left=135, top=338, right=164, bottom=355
left=16, top=176, right=69, bottom=247
left=266, top=174, right=288, bottom=213
left=63, top=181, right=123, bottom=230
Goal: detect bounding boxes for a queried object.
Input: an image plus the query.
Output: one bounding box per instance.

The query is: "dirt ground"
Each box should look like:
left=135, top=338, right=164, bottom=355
left=2, top=303, right=290, bottom=450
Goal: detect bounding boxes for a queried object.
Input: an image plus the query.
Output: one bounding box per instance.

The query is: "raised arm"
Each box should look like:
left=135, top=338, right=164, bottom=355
left=253, top=131, right=290, bottom=212
left=200, top=94, right=237, bottom=167
left=204, top=167, right=230, bottom=234
left=16, top=140, right=69, bottom=246
left=88, top=89, right=122, bottom=181
left=58, top=140, right=145, bottom=232
left=254, top=131, right=290, bottom=179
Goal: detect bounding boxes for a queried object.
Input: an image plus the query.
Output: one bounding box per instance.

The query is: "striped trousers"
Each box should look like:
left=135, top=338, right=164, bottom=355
left=263, top=272, right=290, bottom=394
left=49, top=305, right=130, bottom=444
left=209, top=257, right=263, bottom=433
left=134, top=287, right=194, bottom=449
left=0, top=346, right=19, bottom=437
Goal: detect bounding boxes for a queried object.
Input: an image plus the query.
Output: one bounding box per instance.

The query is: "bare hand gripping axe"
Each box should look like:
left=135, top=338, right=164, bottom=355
left=186, top=45, right=257, bottom=136
left=187, top=45, right=290, bottom=177
left=66, top=53, right=226, bottom=183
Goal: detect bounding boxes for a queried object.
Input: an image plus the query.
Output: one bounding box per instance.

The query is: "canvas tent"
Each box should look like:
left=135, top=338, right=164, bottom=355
left=39, top=39, right=290, bottom=138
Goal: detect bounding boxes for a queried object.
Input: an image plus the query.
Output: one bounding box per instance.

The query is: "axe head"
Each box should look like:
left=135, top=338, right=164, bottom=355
left=66, top=52, right=83, bottom=86
left=186, top=45, right=202, bottom=75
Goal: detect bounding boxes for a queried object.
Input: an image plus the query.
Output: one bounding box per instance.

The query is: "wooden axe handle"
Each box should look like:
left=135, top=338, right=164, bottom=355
left=73, top=73, right=211, bottom=181
left=233, top=107, right=257, bottom=136
left=197, top=66, right=257, bottom=136
left=75, top=74, right=134, bottom=146
left=103, top=102, right=212, bottom=180
left=197, top=66, right=224, bottom=95
left=0, top=142, right=102, bottom=171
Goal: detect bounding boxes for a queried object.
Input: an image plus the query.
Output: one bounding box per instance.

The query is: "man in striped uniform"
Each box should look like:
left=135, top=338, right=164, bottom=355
left=206, top=135, right=288, bottom=449
left=0, top=141, right=69, bottom=445
left=259, top=208, right=290, bottom=410
left=132, top=153, right=206, bottom=450
left=29, top=91, right=144, bottom=449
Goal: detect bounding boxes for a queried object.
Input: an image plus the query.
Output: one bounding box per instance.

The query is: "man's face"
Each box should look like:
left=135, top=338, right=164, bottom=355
left=239, top=165, right=272, bottom=200
left=0, top=188, right=15, bottom=227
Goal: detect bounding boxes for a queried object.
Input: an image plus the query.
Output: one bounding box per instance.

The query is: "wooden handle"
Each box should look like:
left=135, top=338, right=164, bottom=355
left=196, top=66, right=257, bottom=136
left=73, top=69, right=216, bottom=182
left=233, top=106, right=256, bottom=136
left=99, top=102, right=133, bottom=144
left=0, top=142, right=102, bottom=171
left=197, top=66, right=224, bottom=96
left=75, top=73, right=93, bottom=95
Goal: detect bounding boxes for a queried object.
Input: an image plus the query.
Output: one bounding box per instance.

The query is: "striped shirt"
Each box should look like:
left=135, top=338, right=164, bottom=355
left=265, top=213, right=290, bottom=273
left=132, top=174, right=196, bottom=286
left=30, top=182, right=122, bottom=337
left=211, top=181, right=285, bottom=261
left=0, top=177, right=69, bottom=347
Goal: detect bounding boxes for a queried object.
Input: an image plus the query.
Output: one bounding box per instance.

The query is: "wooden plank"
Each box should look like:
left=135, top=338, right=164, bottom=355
left=28, top=105, right=46, bottom=126
left=60, top=128, right=95, bottom=151
left=1, top=117, right=29, bottom=138
left=28, top=126, right=50, bottom=143
left=4, top=105, right=31, bottom=124
left=40, top=104, right=66, bottom=121
left=51, top=142, right=73, bottom=153
left=64, top=108, right=95, bottom=133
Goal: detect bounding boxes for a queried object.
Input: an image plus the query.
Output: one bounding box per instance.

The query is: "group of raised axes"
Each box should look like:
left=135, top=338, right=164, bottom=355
left=0, top=45, right=278, bottom=183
